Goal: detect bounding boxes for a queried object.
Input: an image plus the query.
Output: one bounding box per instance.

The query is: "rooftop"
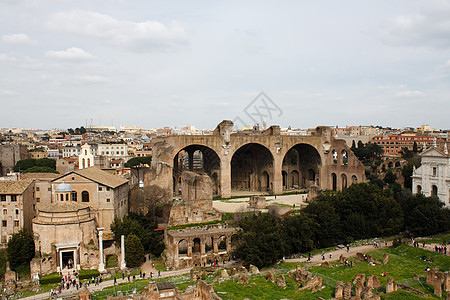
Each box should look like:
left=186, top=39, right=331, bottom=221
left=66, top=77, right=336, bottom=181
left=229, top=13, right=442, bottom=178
left=0, top=180, right=33, bottom=194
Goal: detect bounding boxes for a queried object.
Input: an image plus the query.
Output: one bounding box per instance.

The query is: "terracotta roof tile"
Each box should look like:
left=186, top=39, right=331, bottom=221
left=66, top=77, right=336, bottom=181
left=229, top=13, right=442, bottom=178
left=74, top=167, right=128, bottom=188
left=0, top=180, right=33, bottom=194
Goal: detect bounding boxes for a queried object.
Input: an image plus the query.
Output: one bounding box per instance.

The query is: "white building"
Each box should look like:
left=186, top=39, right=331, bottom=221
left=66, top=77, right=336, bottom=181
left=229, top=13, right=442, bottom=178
left=78, top=144, right=95, bottom=169
left=62, top=146, right=81, bottom=158
left=98, top=143, right=128, bottom=159
left=412, top=146, right=450, bottom=207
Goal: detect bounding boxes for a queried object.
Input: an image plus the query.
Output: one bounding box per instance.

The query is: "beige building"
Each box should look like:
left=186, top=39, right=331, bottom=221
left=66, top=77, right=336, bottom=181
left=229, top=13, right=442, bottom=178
left=51, top=167, right=129, bottom=238
left=0, top=180, right=34, bottom=247
left=33, top=196, right=98, bottom=272
left=22, top=172, right=59, bottom=209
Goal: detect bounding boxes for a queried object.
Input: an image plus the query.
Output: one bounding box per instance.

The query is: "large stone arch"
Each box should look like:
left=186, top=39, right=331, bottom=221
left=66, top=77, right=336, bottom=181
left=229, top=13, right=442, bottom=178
left=172, top=144, right=221, bottom=197
left=282, top=143, right=321, bottom=190
left=231, top=143, right=274, bottom=194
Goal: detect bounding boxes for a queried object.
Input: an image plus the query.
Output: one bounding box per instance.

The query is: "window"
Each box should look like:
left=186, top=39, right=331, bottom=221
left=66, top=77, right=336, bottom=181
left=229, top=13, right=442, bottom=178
left=72, top=191, right=77, bottom=202
left=106, top=198, right=110, bottom=203
left=2, top=220, right=6, bottom=227
left=15, top=209, right=18, bottom=215
left=106, top=187, right=110, bottom=191
left=99, top=187, right=103, bottom=191
left=433, top=167, right=437, bottom=176
left=3, top=209, right=7, bottom=215
left=35, top=187, right=40, bottom=191
left=0, top=195, right=5, bottom=202
left=48, top=187, right=51, bottom=191
left=82, top=191, right=89, bottom=202
left=10, top=195, right=16, bottom=202
left=14, top=220, right=19, bottom=227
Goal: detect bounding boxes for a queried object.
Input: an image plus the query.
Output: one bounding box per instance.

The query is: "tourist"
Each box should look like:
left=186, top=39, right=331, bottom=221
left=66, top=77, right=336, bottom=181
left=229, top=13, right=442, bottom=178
left=346, top=244, right=349, bottom=252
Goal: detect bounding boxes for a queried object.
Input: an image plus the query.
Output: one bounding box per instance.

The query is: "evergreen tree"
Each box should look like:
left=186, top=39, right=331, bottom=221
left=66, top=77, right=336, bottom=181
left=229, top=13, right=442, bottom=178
left=7, top=228, right=35, bottom=269
left=125, top=234, right=144, bottom=268
left=233, top=214, right=285, bottom=268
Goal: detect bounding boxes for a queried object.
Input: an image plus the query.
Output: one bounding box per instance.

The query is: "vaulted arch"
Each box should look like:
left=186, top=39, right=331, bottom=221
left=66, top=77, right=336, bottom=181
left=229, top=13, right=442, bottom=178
left=173, top=144, right=221, bottom=197
left=282, top=143, right=321, bottom=190
left=231, top=143, right=274, bottom=193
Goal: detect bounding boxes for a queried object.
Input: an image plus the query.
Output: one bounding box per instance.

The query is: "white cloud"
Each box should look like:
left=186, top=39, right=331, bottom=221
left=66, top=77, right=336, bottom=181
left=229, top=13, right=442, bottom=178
left=46, top=9, right=188, bottom=51
left=381, top=1, right=450, bottom=48
left=45, top=47, right=95, bottom=60
left=0, top=53, right=15, bottom=62
left=0, top=89, right=18, bottom=96
left=442, top=59, right=450, bottom=68
left=75, top=75, right=108, bottom=83
left=2, top=33, right=37, bottom=45
left=396, top=90, right=425, bottom=98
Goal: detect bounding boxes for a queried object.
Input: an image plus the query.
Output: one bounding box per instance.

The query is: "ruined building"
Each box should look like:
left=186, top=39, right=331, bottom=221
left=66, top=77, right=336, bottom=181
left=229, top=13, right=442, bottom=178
left=147, top=120, right=365, bottom=198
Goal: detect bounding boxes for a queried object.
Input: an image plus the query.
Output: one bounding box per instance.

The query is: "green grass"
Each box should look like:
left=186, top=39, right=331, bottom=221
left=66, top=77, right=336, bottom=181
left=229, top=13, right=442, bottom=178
left=207, top=245, right=450, bottom=299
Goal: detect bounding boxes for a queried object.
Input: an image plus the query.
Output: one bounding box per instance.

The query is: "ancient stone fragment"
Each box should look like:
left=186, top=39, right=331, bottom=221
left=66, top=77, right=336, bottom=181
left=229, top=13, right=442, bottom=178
left=277, top=274, right=286, bottom=288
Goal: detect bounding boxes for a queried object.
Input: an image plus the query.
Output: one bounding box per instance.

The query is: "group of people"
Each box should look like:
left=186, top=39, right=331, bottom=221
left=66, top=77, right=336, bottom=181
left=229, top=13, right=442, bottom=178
left=412, top=239, right=448, bottom=255
left=50, top=271, right=81, bottom=296
left=434, top=245, right=447, bottom=255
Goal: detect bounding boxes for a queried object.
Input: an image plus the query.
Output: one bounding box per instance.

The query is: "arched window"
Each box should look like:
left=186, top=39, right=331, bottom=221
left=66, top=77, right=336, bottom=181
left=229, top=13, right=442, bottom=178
left=60, top=194, right=64, bottom=201
left=342, top=150, right=348, bottom=165
left=341, top=174, right=347, bottom=189
left=432, top=185, right=438, bottom=197
left=332, top=173, right=337, bottom=191
left=417, top=185, right=422, bottom=194
left=65, top=193, right=69, bottom=201
left=193, top=238, right=201, bottom=254
left=82, top=158, right=85, bottom=169
left=178, top=240, right=188, bottom=255
left=82, top=191, right=89, bottom=202
left=72, top=191, right=77, bottom=201
left=87, top=158, right=91, bottom=167
left=332, top=150, right=338, bottom=164
left=352, top=175, right=358, bottom=184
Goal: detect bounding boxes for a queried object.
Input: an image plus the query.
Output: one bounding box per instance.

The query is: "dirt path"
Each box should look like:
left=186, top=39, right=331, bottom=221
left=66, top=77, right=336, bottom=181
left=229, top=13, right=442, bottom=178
left=284, top=242, right=392, bottom=264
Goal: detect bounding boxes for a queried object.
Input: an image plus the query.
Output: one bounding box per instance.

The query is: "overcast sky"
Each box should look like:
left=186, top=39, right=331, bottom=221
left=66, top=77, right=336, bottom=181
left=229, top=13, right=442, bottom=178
left=1, top=0, right=449, bottom=130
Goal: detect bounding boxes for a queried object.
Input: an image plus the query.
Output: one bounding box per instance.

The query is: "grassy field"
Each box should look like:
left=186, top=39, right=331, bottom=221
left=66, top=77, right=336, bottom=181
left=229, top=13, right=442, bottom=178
left=208, top=244, right=449, bottom=299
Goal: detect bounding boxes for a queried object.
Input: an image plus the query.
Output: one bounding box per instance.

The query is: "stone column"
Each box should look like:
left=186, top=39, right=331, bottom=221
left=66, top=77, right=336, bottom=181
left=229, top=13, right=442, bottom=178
left=188, top=150, right=194, bottom=171
left=213, top=238, right=219, bottom=254
left=97, top=228, right=105, bottom=273
left=272, top=155, right=283, bottom=195
left=220, top=156, right=231, bottom=198
left=187, top=242, right=192, bottom=257
left=226, top=236, right=232, bottom=253
left=200, top=239, right=206, bottom=255
left=120, top=235, right=126, bottom=270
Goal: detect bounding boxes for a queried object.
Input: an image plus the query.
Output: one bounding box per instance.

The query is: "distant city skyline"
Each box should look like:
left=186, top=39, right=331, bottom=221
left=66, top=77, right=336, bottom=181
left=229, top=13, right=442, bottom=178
left=1, top=1, right=450, bottom=130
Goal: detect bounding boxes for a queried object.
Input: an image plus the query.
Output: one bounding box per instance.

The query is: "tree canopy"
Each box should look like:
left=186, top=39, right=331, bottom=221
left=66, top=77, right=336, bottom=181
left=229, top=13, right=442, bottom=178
left=7, top=228, right=35, bottom=270
left=110, top=213, right=165, bottom=257
left=125, top=234, right=144, bottom=268
left=125, top=156, right=152, bottom=168
left=14, top=158, right=56, bottom=172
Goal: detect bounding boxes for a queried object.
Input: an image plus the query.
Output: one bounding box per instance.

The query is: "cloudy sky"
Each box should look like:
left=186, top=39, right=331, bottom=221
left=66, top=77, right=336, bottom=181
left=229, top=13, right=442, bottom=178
left=1, top=0, right=450, bottom=130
